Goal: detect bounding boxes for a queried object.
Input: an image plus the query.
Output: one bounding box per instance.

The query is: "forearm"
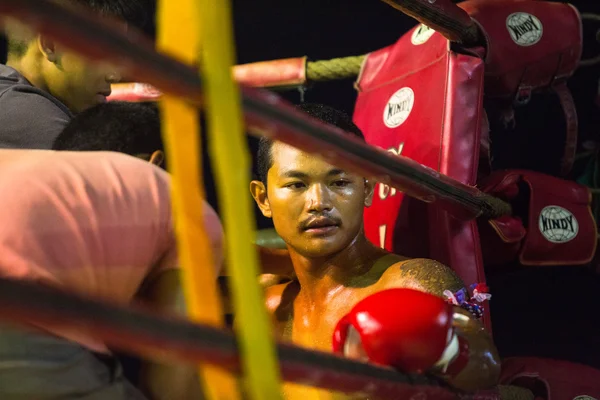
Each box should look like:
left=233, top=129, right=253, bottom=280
left=135, top=270, right=205, bottom=399
left=444, top=308, right=501, bottom=391
left=139, top=362, right=203, bottom=400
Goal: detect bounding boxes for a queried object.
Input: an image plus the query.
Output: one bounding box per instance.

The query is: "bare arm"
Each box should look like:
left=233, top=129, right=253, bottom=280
left=381, top=258, right=501, bottom=391
left=135, top=269, right=204, bottom=400
left=447, top=307, right=501, bottom=392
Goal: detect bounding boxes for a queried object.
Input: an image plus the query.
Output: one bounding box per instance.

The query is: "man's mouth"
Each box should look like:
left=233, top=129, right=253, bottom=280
left=303, top=217, right=339, bottom=233
left=96, top=90, right=112, bottom=103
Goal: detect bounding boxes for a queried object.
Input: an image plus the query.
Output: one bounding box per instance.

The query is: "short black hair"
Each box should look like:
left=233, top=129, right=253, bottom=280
left=53, top=101, right=164, bottom=159
left=7, top=0, right=149, bottom=58
left=66, top=0, right=149, bottom=27
left=256, top=103, right=365, bottom=185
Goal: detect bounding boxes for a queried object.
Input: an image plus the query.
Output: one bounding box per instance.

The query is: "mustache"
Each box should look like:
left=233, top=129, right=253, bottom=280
left=299, top=214, right=342, bottom=230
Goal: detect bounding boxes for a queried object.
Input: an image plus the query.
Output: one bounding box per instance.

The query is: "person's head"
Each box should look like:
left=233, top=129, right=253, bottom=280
left=250, top=103, right=375, bottom=259
left=5, top=0, right=148, bottom=113
left=53, top=101, right=165, bottom=166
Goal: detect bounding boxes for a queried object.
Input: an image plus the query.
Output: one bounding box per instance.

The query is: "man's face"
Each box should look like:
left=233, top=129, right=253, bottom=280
left=251, top=142, right=374, bottom=258
left=45, top=48, right=120, bottom=113
left=40, top=18, right=126, bottom=113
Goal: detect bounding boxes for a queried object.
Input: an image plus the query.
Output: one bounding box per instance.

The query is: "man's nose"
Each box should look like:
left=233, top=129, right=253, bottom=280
left=307, top=183, right=332, bottom=212
left=106, top=69, right=122, bottom=84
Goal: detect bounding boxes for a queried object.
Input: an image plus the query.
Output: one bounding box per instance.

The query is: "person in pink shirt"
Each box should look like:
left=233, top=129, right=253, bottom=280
left=0, top=149, right=222, bottom=399
left=52, top=101, right=296, bottom=320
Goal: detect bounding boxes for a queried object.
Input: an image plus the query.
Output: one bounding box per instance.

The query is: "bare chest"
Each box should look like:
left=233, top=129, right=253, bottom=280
left=276, top=287, right=377, bottom=352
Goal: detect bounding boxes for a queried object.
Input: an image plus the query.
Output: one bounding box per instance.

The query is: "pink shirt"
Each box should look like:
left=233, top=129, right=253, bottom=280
left=0, top=150, right=223, bottom=353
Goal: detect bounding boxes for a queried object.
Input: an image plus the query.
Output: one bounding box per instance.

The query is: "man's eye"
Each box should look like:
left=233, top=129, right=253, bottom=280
left=285, top=182, right=305, bottom=189
left=332, top=180, right=350, bottom=187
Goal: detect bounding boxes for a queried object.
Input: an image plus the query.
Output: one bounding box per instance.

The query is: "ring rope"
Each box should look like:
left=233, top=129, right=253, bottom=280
left=303, top=13, right=600, bottom=77
left=195, top=0, right=284, bottom=396
left=306, top=55, right=366, bottom=82
left=0, top=276, right=462, bottom=399
left=0, top=277, right=535, bottom=398
left=0, top=0, right=512, bottom=221
left=155, top=0, right=240, bottom=397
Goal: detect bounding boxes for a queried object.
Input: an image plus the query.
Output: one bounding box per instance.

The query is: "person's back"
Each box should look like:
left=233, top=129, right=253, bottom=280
left=0, top=149, right=222, bottom=400
left=0, top=0, right=147, bottom=149
left=0, top=149, right=176, bottom=351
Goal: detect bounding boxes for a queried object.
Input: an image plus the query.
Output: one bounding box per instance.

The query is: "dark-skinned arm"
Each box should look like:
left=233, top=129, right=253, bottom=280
left=134, top=268, right=204, bottom=400
left=381, top=258, right=501, bottom=392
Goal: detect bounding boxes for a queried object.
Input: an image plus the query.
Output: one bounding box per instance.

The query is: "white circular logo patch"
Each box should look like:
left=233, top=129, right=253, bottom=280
left=573, top=396, right=598, bottom=400
left=383, top=87, right=414, bottom=128
left=538, top=205, right=578, bottom=243
left=411, top=24, right=435, bottom=45
left=506, top=12, right=543, bottom=46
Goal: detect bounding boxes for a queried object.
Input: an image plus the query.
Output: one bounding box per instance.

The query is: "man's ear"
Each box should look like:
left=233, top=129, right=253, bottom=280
left=37, top=35, right=57, bottom=63
left=250, top=180, right=272, bottom=218
left=149, top=150, right=165, bottom=167
left=364, top=178, right=375, bottom=207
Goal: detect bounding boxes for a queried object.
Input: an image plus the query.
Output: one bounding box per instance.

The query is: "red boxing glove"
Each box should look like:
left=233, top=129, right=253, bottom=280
left=332, top=288, right=468, bottom=375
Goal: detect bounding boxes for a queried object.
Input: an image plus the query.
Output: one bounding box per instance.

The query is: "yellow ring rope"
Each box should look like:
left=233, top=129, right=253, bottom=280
left=197, top=0, right=284, bottom=398
left=156, top=0, right=240, bottom=398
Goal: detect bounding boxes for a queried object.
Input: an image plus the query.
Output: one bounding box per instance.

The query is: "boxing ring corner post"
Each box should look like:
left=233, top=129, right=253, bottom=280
left=379, top=0, right=481, bottom=45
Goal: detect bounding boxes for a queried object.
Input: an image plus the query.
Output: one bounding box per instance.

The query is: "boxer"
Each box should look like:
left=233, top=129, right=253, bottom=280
left=250, top=103, right=501, bottom=397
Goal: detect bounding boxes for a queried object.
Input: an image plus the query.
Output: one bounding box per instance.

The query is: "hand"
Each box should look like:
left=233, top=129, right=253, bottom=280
left=332, top=288, right=467, bottom=374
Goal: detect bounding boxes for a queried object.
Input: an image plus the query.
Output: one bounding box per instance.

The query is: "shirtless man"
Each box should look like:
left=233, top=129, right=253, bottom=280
left=249, top=103, right=501, bottom=397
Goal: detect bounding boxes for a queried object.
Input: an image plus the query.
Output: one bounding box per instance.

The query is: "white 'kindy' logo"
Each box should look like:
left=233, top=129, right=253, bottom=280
left=538, top=205, right=578, bottom=243
left=572, top=396, right=598, bottom=400
left=411, top=24, right=435, bottom=45
left=506, top=12, right=543, bottom=46
left=383, top=87, right=414, bottom=128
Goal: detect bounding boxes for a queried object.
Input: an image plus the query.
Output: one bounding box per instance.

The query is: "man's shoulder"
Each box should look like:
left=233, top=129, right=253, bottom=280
left=264, top=280, right=298, bottom=319
left=0, top=150, right=170, bottom=206
left=0, top=72, right=70, bottom=115
left=379, top=257, right=464, bottom=296
left=0, top=65, right=72, bottom=149
left=0, top=64, right=26, bottom=87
